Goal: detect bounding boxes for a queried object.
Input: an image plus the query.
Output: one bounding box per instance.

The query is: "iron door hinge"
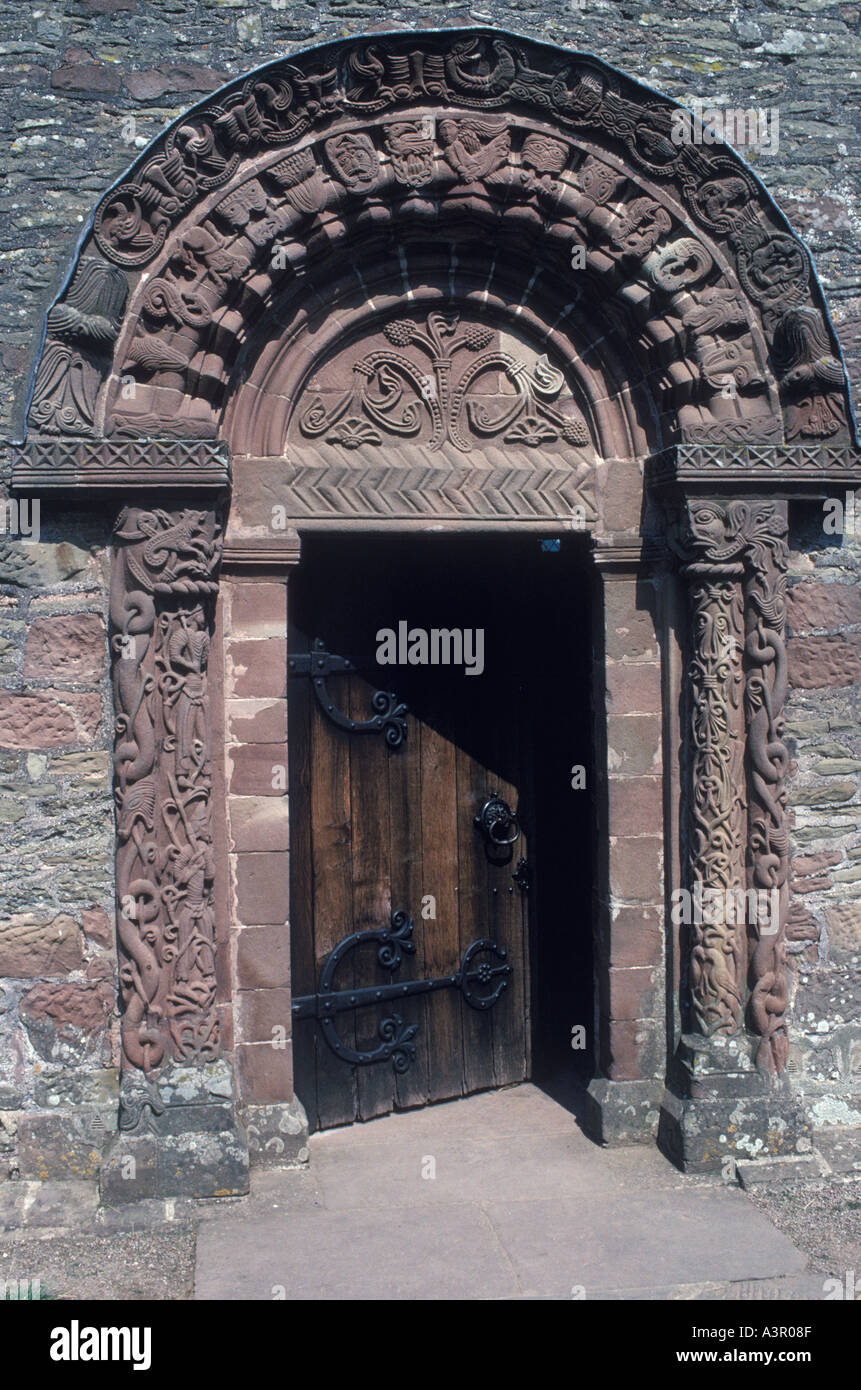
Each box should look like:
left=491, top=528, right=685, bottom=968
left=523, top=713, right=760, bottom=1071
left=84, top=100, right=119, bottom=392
left=288, top=637, right=408, bottom=747
left=292, top=910, right=512, bottom=1072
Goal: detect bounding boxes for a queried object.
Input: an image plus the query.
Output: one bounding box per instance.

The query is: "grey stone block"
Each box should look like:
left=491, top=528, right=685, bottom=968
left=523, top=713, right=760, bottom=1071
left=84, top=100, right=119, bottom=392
left=16, top=1108, right=115, bottom=1181
left=584, top=1077, right=664, bottom=1145
left=736, top=1153, right=824, bottom=1188
left=100, top=1129, right=249, bottom=1204
left=658, top=1088, right=813, bottom=1174
left=240, top=1099, right=309, bottom=1168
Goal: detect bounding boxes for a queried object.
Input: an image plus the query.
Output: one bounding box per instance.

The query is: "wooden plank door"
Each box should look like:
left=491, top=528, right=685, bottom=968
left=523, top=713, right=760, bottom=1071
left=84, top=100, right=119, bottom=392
left=288, top=535, right=531, bottom=1132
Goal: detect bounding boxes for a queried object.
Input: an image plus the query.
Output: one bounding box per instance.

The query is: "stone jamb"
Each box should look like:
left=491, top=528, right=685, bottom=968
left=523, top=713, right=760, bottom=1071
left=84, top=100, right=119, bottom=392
left=585, top=536, right=668, bottom=1145
left=221, top=533, right=309, bottom=1167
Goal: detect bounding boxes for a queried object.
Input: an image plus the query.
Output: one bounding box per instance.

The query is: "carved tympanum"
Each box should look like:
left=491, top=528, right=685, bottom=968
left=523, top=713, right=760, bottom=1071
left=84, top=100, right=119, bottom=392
left=111, top=505, right=222, bottom=1076
left=297, top=310, right=591, bottom=453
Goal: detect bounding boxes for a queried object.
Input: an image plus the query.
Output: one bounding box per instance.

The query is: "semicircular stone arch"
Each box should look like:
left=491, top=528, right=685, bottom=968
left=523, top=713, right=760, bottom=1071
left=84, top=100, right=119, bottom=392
left=23, top=26, right=856, bottom=475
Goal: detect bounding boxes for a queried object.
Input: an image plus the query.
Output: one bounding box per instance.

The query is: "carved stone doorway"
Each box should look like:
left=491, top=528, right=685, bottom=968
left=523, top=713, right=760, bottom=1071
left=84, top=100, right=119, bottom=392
left=13, top=28, right=860, bottom=1196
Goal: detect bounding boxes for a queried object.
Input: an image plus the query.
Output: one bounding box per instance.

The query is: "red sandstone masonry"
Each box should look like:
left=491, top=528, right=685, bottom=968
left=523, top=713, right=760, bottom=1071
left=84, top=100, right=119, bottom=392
left=228, top=581, right=286, bottom=637
left=604, top=777, right=663, bottom=837
left=787, top=581, right=861, bottom=632
left=123, top=65, right=227, bottom=101
left=604, top=906, right=663, bottom=970
left=23, top=613, right=106, bottom=683
left=216, top=1001, right=235, bottom=1055
left=233, top=852, right=290, bottom=926
left=0, top=691, right=101, bottom=748
left=602, top=586, right=660, bottom=663
left=608, top=836, right=663, bottom=904
left=233, top=923, right=291, bottom=991
left=227, top=700, right=287, bottom=744
left=235, top=987, right=293, bottom=1043
left=234, top=1040, right=294, bottom=1105
left=228, top=742, right=288, bottom=796
left=51, top=59, right=121, bottom=95
left=606, top=714, right=662, bottom=778
left=222, top=567, right=293, bottom=1111
left=788, top=633, right=861, bottom=688
left=228, top=797, right=290, bottom=853
left=608, top=966, right=659, bottom=1022
left=604, top=660, right=662, bottom=714
left=0, top=913, right=84, bottom=977
left=603, top=1021, right=646, bottom=1082
left=228, top=639, right=287, bottom=698
left=19, top=980, right=110, bottom=1035
left=81, top=906, right=113, bottom=947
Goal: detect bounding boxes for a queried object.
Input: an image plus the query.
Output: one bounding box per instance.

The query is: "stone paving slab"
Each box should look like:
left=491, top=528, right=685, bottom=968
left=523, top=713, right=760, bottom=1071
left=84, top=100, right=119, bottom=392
left=196, top=1203, right=518, bottom=1301
left=814, top=1125, right=861, bottom=1178
left=482, top=1190, right=807, bottom=1300
left=194, top=1085, right=811, bottom=1301
left=0, top=1180, right=97, bottom=1231
left=585, top=1275, right=829, bottom=1301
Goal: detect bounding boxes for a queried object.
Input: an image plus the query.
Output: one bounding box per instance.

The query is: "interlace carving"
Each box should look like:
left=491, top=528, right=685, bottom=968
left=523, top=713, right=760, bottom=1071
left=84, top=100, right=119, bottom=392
left=680, top=500, right=790, bottom=1073
left=111, top=506, right=223, bottom=1075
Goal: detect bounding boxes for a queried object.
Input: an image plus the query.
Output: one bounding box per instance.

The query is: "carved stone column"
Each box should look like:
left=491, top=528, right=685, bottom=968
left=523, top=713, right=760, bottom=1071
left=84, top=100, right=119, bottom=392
left=659, top=498, right=809, bottom=1172
left=680, top=533, right=748, bottom=1038
left=101, top=501, right=249, bottom=1201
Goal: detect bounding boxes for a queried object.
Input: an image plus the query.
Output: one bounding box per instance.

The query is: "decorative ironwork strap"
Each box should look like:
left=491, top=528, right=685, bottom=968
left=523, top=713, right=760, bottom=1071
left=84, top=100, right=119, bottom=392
left=288, top=636, right=408, bottom=747
left=292, top=910, right=512, bottom=1072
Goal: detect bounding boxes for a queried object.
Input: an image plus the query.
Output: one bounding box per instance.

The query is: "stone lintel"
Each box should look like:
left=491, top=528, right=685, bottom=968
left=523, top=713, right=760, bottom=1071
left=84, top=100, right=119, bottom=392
left=233, top=445, right=598, bottom=529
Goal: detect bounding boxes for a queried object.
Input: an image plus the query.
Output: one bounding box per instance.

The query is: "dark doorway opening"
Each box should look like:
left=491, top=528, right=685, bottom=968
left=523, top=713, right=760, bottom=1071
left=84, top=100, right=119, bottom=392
left=288, top=531, right=595, bottom=1129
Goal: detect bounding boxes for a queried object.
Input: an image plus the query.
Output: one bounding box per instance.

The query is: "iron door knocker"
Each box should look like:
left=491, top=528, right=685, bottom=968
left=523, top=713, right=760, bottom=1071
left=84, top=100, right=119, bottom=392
left=474, top=792, right=520, bottom=863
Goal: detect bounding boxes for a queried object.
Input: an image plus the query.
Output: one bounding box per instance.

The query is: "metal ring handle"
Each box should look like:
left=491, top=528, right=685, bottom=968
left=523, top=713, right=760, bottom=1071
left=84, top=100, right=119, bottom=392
left=474, top=793, right=520, bottom=849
